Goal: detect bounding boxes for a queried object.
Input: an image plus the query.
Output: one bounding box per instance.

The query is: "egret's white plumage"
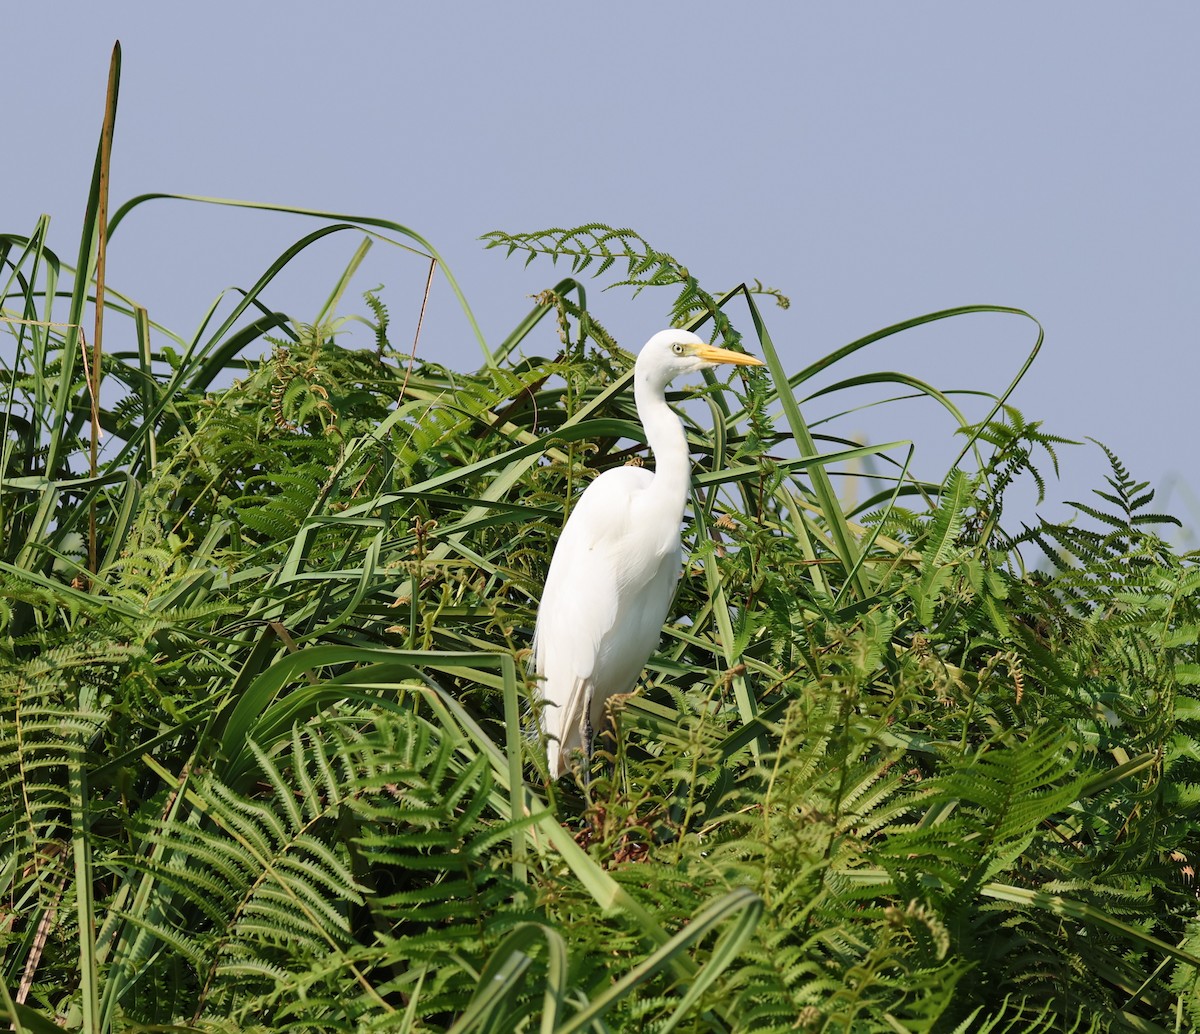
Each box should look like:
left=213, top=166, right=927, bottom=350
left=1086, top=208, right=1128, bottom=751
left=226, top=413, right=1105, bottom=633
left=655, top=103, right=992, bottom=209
left=533, top=330, right=764, bottom=775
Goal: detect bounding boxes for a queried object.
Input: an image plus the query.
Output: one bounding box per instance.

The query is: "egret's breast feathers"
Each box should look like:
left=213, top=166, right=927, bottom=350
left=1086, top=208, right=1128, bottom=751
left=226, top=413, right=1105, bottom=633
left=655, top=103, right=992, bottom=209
left=535, top=466, right=671, bottom=684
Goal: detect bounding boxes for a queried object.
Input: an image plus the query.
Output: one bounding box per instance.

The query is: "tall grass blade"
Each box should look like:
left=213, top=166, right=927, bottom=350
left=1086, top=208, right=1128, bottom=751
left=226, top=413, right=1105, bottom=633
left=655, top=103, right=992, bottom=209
left=106, top=193, right=491, bottom=363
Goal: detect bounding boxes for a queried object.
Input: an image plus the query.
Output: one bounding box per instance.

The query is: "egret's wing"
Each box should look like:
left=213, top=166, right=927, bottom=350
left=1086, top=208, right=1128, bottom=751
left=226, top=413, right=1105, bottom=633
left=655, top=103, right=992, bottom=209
left=533, top=467, right=653, bottom=769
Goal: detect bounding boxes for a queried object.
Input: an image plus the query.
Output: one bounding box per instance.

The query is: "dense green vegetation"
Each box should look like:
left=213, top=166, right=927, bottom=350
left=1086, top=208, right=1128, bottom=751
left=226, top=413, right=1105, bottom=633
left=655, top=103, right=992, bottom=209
left=2, top=47, right=1199, bottom=1032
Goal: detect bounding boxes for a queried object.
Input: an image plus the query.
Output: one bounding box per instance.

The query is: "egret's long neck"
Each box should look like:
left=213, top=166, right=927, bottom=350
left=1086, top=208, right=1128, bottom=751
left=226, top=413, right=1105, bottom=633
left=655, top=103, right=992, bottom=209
left=635, top=373, right=691, bottom=519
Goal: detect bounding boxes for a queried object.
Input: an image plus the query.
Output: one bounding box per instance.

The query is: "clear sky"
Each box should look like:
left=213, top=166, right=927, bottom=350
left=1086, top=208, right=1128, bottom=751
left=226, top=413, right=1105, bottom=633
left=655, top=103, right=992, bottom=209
left=6, top=3, right=1198, bottom=534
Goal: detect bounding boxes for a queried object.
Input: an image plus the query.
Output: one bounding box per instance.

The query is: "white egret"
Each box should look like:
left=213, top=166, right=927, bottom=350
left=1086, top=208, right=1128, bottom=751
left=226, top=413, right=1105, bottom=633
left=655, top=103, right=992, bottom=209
left=533, top=329, right=764, bottom=776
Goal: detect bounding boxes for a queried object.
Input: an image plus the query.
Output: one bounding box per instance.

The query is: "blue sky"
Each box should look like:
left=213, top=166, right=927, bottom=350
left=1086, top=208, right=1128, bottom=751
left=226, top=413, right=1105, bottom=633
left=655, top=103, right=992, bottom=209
left=6, top=3, right=1198, bottom=533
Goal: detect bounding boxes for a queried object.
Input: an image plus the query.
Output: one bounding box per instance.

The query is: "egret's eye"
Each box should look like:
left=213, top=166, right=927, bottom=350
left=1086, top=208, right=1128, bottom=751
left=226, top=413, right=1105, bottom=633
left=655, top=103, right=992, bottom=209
left=671, top=342, right=685, bottom=356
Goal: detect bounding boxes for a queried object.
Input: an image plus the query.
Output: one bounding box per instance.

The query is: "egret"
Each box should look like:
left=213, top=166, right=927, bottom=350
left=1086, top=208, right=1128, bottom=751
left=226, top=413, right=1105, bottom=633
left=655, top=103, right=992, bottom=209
left=533, top=329, right=764, bottom=776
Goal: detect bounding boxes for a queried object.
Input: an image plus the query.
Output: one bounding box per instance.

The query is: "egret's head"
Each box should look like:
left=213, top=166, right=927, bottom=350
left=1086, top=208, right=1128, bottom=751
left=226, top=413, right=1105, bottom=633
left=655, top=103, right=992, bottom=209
left=636, top=329, right=764, bottom=390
